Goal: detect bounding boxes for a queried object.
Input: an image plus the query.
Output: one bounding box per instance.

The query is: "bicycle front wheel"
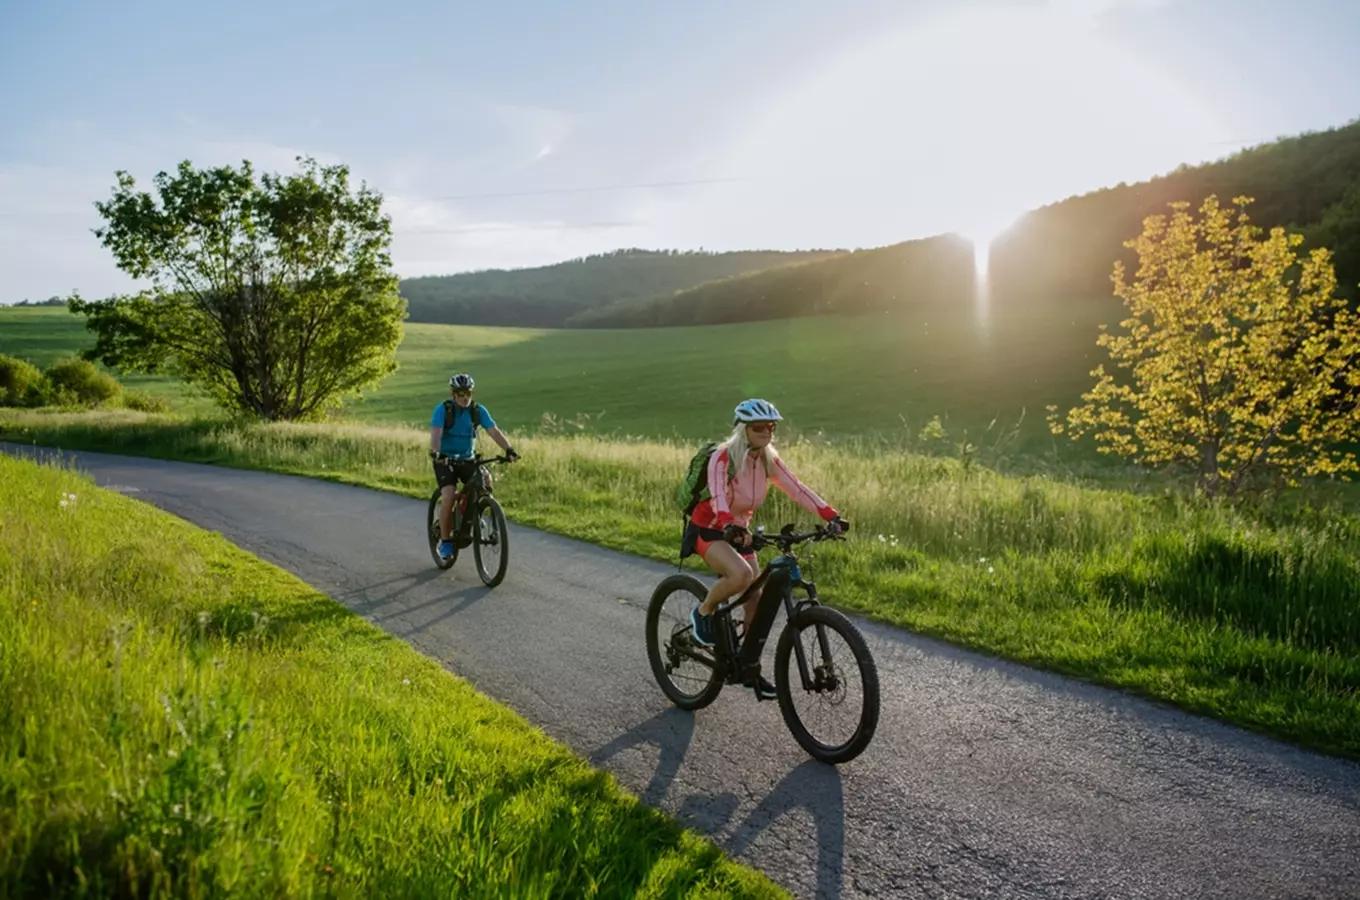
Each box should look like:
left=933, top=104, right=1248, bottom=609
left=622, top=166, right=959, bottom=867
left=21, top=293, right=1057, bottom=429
left=774, top=605, right=880, bottom=764
left=472, top=495, right=509, bottom=587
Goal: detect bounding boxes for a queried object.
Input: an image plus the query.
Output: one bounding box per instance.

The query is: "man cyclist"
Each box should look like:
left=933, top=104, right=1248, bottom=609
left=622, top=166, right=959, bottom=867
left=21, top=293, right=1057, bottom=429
left=429, top=373, right=519, bottom=561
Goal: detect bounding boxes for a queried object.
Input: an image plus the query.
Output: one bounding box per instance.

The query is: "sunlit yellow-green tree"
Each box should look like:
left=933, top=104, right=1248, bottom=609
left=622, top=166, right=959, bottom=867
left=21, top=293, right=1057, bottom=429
left=1049, top=194, right=1360, bottom=498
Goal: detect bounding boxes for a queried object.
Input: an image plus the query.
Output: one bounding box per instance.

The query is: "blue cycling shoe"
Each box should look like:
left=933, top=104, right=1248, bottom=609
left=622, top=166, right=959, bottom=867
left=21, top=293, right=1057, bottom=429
left=690, top=608, right=716, bottom=647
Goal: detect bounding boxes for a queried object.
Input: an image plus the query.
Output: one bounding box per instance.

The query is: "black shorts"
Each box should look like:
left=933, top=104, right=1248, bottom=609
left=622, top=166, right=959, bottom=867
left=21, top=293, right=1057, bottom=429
left=433, top=458, right=479, bottom=491
left=680, top=520, right=727, bottom=560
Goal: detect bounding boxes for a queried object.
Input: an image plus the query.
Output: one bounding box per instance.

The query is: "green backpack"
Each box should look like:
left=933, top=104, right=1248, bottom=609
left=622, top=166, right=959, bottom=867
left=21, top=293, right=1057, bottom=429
left=674, top=441, right=734, bottom=517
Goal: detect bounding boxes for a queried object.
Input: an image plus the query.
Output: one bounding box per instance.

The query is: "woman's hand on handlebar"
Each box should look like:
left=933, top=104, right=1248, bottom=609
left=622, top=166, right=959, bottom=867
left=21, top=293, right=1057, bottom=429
left=722, top=523, right=753, bottom=548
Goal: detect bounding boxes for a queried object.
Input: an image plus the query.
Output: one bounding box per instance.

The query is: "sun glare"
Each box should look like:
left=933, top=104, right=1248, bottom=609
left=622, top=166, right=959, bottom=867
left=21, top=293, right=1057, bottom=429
left=963, top=212, right=1017, bottom=278
left=961, top=212, right=1017, bottom=340
left=700, top=5, right=1229, bottom=257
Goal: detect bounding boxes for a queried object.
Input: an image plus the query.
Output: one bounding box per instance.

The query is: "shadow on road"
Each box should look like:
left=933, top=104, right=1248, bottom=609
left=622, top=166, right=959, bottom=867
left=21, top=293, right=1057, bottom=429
left=395, top=585, right=494, bottom=638
left=334, top=569, right=448, bottom=618
left=725, top=759, right=846, bottom=900
left=589, top=707, right=847, bottom=899
left=588, top=707, right=696, bottom=807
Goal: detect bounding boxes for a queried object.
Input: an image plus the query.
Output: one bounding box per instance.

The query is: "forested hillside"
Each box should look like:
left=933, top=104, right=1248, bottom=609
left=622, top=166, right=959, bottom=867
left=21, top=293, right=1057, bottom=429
left=399, top=248, right=840, bottom=327
left=564, top=236, right=971, bottom=327
left=572, top=118, right=1360, bottom=328
left=989, top=117, right=1360, bottom=303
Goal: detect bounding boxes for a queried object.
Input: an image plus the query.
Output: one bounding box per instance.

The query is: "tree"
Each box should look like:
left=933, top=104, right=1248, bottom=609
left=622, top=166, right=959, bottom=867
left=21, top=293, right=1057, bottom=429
left=1304, top=181, right=1360, bottom=301
left=1049, top=194, right=1360, bottom=498
left=69, top=156, right=406, bottom=421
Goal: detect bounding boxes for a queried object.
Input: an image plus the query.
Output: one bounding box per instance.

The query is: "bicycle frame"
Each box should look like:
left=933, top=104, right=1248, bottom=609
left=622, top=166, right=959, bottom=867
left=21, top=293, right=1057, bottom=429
left=681, top=528, right=835, bottom=692
left=434, top=454, right=508, bottom=534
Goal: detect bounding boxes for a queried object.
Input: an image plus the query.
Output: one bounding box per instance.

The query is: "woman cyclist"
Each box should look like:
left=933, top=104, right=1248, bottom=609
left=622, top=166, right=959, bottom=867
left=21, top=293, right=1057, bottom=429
left=686, top=398, right=850, bottom=699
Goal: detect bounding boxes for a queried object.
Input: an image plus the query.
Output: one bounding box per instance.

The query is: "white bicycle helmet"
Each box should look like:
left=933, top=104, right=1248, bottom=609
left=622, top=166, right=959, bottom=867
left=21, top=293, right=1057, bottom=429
left=733, top=398, right=782, bottom=425
left=449, top=373, right=475, bottom=391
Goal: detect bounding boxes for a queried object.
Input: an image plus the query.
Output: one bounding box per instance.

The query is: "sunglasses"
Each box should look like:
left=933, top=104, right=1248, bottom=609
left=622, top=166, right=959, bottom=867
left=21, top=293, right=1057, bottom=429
left=453, top=390, right=472, bottom=398
left=747, top=422, right=777, bottom=433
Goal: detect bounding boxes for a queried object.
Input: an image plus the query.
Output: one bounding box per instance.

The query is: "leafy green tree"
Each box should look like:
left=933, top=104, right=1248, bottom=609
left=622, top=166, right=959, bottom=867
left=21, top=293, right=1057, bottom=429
left=1049, top=195, right=1360, bottom=497
left=1305, top=181, right=1360, bottom=300
left=69, top=156, right=406, bottom=421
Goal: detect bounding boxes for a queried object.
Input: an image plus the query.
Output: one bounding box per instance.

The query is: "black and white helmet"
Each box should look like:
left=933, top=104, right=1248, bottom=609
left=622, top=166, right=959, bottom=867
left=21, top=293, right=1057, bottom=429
left=733, top=398, right=782, bottom=425
left=449, top=373, right=475, bottom=391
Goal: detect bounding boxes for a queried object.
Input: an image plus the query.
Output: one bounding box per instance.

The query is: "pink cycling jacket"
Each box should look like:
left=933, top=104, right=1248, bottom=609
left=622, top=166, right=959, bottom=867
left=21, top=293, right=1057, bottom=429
left=691, top=446, right=837, bottom=530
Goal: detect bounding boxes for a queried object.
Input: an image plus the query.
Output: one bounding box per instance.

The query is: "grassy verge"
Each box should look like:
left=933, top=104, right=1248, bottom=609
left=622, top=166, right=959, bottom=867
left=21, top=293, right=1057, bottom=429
left=2, top=409, right=1358, bottom=764
left=0, top=452, right=786, bottom=899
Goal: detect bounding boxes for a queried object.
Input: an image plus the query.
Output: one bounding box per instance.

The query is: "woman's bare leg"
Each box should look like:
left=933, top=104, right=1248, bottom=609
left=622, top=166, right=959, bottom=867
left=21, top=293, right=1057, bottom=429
left=698, top=540, right=756, bottom=615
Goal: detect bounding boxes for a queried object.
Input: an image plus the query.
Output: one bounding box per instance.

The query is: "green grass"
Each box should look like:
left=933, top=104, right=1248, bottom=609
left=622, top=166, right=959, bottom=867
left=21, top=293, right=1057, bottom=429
left=0, top=451, right=786, bottom=899
left=0, top=307, right=217, bottom=415
left=3, top=410, right=1357, bottom=763
left=0, top=297, right=1126, bottom=461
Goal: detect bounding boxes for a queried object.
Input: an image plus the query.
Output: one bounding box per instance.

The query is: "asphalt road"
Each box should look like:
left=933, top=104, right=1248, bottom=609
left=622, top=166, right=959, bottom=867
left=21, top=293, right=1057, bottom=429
left=6, top=443, right=1360, bottom=900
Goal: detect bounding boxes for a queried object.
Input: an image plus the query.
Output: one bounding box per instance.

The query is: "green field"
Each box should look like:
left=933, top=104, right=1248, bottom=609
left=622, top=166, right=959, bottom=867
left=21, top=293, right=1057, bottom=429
left=0, top=307, right=218, bottom=414
left=0, top=298, right=1125, bottom=464
left=0, top=452, right=783, bottom=898
left=3, top=409, right=1357, bottom=763
left=6, top=300, right=1359, bottom=764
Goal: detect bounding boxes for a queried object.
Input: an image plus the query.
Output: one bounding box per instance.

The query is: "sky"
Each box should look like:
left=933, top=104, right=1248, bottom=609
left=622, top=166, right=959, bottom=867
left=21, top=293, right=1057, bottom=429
left=2, top=0, right=1359, bottom=303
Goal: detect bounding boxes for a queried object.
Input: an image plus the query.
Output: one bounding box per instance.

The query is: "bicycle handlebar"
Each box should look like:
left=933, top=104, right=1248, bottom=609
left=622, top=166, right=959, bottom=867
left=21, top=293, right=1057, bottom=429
left=745, top=523, right=845, bottom=552
left=433, top=453, right=515, bottom=466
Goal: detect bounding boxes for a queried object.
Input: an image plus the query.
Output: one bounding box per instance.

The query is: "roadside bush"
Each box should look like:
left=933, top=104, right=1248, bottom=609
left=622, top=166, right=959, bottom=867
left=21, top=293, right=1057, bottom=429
left=0, top=354, right=48, bottom=407
left=44, top=358, right=123, bottom=407
left=121, top=390, right=172, bottom=413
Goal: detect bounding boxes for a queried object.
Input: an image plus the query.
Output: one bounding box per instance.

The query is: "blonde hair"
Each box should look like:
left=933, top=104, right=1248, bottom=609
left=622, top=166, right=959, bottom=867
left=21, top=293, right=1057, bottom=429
left=720, top=422, right=779, bottom=477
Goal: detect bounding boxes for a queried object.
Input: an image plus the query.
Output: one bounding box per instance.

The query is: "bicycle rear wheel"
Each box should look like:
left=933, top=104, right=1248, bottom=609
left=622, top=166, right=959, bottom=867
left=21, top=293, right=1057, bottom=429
left=645, top=574, right=724, bottom=710
left=774, top=605, right=880, bottom=764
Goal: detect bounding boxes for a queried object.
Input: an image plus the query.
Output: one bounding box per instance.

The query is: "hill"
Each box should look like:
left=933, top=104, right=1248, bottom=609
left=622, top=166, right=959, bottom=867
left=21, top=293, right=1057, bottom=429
left=574, top=118, right=1360, bottom=328
left=565, top=236, right=973, bottom=327
left=399, top=247, right=841, bottom=327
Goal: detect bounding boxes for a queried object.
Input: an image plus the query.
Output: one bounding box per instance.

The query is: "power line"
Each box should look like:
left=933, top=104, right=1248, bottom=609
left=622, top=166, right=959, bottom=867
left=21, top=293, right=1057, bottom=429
left=0, top=177, right=746, bottom=219
left=394, top=220, right=643, bottom=236
left=2, top=221, right=648, bottom=242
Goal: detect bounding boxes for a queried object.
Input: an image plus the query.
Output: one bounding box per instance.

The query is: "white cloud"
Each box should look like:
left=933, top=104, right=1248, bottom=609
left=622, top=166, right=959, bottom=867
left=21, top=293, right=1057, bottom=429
left=487, top=102, right=574, bottom=165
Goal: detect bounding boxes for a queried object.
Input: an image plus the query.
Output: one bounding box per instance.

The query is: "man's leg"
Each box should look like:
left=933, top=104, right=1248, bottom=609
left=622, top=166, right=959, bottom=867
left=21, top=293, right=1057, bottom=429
left=454, top=464, right=477, bottom=545
left=439, top=483, right=456, bottom=540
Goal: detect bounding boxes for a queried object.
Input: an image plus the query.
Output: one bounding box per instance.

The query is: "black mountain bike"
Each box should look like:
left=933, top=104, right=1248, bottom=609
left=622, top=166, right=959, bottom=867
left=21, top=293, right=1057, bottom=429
left=427, top=454, right=512, bottom=587
left=645, top=522, right=881, bottom=764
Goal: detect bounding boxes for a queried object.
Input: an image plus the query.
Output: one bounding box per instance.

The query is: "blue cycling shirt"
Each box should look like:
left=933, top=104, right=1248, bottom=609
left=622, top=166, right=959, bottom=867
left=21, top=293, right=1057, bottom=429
left=431, top=401, right=497, bottom=458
